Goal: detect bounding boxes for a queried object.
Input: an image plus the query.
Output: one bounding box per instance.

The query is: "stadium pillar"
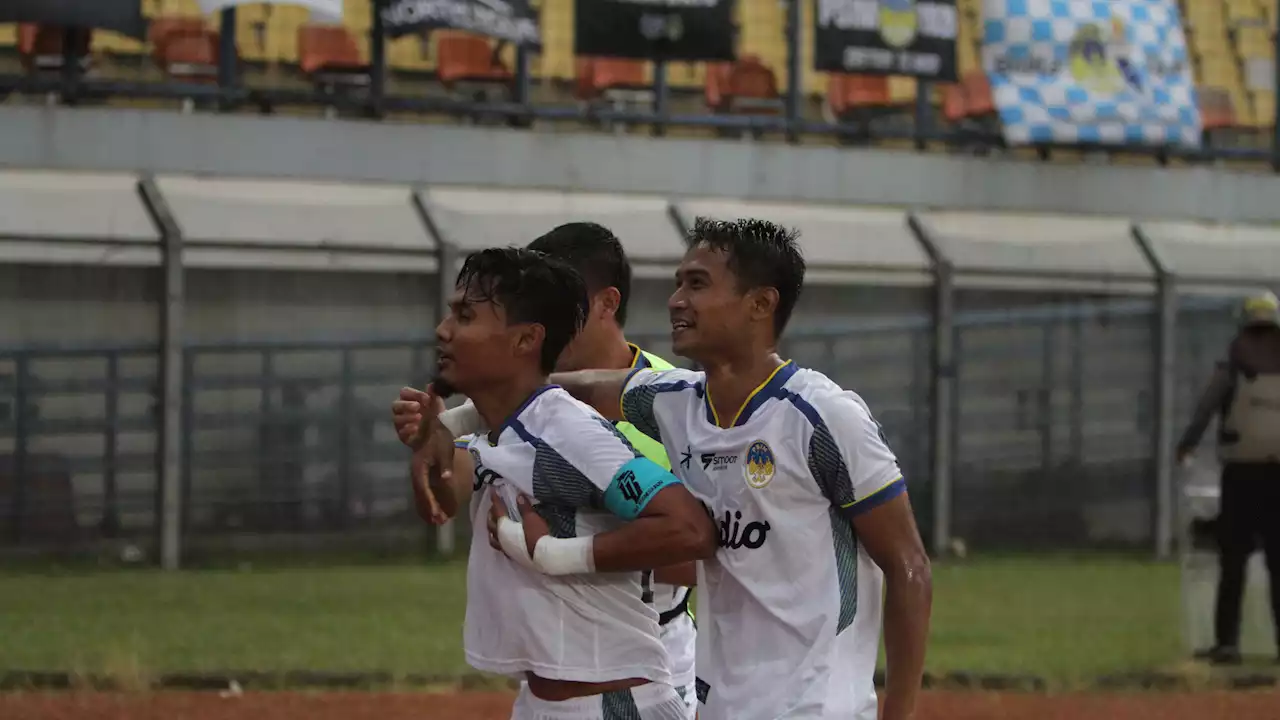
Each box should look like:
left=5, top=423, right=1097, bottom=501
left=139, top=175, right=187, bottom=571
left=909, top=213, right=954, bottom=556
left=1133, top=224, right=1176, bottom=560
left=785, top=0, right=802, bottom=143
left=413, top=189, right=458, bottom=557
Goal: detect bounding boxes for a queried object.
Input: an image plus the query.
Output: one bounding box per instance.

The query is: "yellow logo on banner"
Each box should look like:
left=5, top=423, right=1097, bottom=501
left=879, top=0, right=918, bottom=49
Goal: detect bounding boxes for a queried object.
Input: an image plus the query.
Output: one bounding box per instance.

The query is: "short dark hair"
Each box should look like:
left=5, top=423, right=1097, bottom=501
left=686, top=217, right=805, bottom=335
left=455, top=247, right=588, bottom=373
left=526, top=222, right=632, bottom=327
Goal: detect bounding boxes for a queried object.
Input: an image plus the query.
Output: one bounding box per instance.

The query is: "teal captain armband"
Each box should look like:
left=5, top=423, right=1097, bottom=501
left=603, top=457, right=680, bottom=520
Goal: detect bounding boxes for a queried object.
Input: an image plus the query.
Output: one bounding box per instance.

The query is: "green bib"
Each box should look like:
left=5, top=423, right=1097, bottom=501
left=618, top=349, right=674, bottom=469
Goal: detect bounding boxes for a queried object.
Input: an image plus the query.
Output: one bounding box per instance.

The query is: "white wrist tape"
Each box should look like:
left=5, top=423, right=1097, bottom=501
left=495, top=517, right=537, bottom=572
left=532, top=535, right=596, bottom=576
left=439, top=401, right=486, bottom=438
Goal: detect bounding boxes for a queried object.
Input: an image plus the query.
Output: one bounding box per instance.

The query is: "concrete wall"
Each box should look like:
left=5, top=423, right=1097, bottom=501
left=0, top=106, right=1278, bottom=224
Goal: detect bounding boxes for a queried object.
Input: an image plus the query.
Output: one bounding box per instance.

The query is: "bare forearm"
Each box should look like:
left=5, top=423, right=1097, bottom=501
left=880, top=565, right=932, bottom=720
left=548, top=369, right=632, bottom=421
left=590, top=517, right=715, bottom=572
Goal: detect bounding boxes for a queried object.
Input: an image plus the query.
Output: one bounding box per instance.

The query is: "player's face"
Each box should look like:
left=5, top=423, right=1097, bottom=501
left=433, top=284, right=521, bottom=396
left=669, top=244, right=754, bottom=361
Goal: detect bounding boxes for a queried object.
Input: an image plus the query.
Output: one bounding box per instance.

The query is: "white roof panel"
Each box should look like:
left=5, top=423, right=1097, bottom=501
left=157, top=176, right=432, bottom=256
left=676, top=199, right=930, bottom=284
left=0, top=170, right=157, bottom=242
left=921, top=211, right=1154, bottom=291
left=1140, top=221, right=1280, bottom=285
left=421, top=187, right=683, bottom=262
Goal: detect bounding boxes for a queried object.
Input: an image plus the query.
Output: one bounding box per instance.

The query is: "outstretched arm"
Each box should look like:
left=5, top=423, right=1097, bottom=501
left=547, top=369, right=636, bottom=422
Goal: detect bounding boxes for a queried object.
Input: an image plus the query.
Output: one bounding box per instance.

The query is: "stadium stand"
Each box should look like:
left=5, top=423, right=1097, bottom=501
left=0, top=0, right=1273, bottom=161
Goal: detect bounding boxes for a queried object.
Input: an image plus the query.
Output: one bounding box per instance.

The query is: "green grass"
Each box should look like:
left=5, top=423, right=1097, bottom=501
left=0, top=555, right=1191, bottom=686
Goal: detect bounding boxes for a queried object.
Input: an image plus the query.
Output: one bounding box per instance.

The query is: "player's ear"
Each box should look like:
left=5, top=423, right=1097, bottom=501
left=595, top=287, right=622, bottom=321
left=513, top=322, right=545, bottom=362
left=749, top=287, right=779, bottom=323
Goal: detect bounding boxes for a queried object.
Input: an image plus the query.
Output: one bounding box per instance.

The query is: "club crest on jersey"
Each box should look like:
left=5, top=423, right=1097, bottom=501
left=743, top=440, right=776, bottom=489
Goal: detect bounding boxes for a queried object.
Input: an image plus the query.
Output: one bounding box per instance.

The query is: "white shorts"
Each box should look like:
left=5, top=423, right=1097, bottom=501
left=511, top=681, right=689, bottom=720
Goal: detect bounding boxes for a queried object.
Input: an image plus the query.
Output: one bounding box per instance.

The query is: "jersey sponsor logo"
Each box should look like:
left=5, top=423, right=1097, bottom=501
left=700, top=451, right=738, bottom=471
left=679, top=446, right=693, bottom=471
left=743, top=439, right=776, bottom=489
left=470, top=448, right=502, bottom=491
left=717, top=509, right=771, bottom=550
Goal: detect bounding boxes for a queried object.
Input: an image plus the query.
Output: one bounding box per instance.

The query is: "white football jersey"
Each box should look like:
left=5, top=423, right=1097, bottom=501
left=461, top=386, right=674, bottom=685
left=621, top=362, right=906, bottom=720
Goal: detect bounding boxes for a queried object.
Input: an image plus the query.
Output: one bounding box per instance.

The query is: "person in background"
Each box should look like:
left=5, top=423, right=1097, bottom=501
left=1178, top=291, right=1280, bottom=665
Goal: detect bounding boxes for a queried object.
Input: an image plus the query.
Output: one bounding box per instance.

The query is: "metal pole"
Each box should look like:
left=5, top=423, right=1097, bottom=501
left=218, top=8, right=238, bottom=110
left=784, top=0, right=803, bottom=143
left=138, top=176, right=186, bottom=571
left=1133, top=223, right=1176, bottom=559
left=653, top=60, right=669, bottom=137
left=102, top=353, right=120, bottom=537
left=1273, top=0, right=1280, bottom=171
left=370, top=0, right=387, bottom=118
left=913, top=81, right=930, bottom=151
left=908, top=212, right=954, bottom=556
left=514, top=46, right=531, bottom=107
left=412, top=189, right=457, bottom=557
left=11, top=355, right=29, bottom=544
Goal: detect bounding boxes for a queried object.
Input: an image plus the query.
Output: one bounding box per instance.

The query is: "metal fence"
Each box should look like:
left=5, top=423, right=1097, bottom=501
left=0, top=296, right=1241, bottom=560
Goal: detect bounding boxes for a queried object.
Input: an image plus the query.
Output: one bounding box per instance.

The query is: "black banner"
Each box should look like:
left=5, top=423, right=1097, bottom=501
left=0, top=0, right=146, bottom=39
left=814, top=0, right=958, bottom=81
left=575, top=0, right=735, bottom=62
left=381, top=0, right=542, bottom=47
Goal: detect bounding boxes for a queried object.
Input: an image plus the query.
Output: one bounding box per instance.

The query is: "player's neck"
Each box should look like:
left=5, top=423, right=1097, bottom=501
left=701, top=350, right=787, bottom=430
left=469, top=373, right=548, bottom=438
left=578, top=327, right=635, bottom=371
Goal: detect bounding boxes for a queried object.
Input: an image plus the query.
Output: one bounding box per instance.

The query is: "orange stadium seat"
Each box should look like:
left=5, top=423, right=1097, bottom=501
left=827, top=74, right=894, bottom=117
left=435, top=32, right=512, bottom=89
left=18, top=24, right=92, bottom=75
left=942, top=82, right=967, bottom=123
left=1199, top=85, right=1239, bottom=131
left=961, top=70, right=996, bottom=117
left=705, top=55, right=782, bottom=115
left=298, top=23, right=368, bottom=87
left=149, top=16, right=224, bottom=82
left=574, top=57, right=649, bottom=101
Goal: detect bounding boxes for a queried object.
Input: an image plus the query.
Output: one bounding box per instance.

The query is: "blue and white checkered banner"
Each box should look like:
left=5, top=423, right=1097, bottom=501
left=982, top=0, right=1201, bottom=148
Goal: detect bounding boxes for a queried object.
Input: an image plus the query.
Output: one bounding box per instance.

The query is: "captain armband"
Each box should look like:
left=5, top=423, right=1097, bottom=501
left=439, top=401, right=487, bottom=438
left=603, top=457, right=681, bottom=521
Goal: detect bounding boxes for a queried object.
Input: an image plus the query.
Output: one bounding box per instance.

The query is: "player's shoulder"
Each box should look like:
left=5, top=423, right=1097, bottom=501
left=782, top=368, right=877, bottom=429
left=527, top=385, right=608, bottom=424
left=627, top=365, right=704, bottom=391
